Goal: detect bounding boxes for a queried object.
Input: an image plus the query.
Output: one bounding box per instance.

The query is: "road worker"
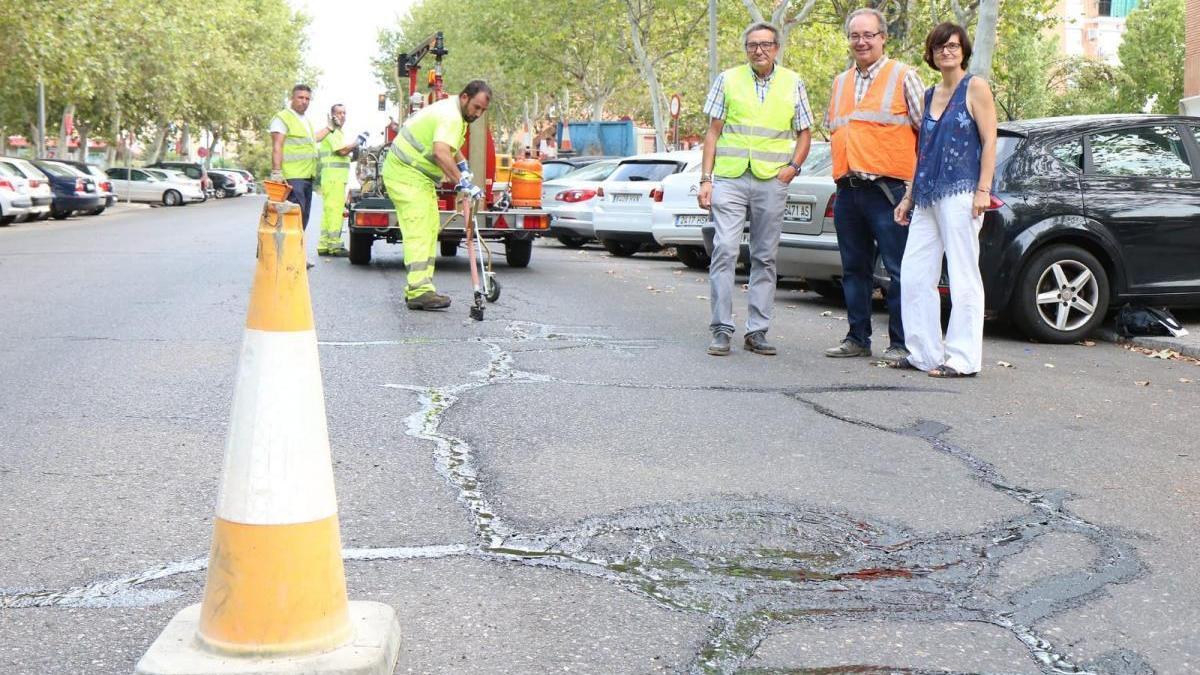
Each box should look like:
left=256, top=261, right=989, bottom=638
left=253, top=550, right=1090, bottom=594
left=269, top=84, right=332, bottom=233
left=380, top=80, right=491, bottom=310
left=315, top=104, right=367, bottom=256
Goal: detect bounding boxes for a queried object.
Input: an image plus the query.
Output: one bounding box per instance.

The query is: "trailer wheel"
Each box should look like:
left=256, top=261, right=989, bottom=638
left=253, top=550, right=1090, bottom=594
left=440, top=239, right=459, bottom=257
left=349, top=230, right=373, bottom=265
left=505, top=238, right=532, bottom=268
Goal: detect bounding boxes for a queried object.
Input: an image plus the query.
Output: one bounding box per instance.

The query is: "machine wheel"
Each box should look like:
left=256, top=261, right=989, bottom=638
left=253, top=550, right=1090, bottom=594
left=163, top=190, right=182, bottom=206
left=348, top=230, right=373, bottom=265
left=556, top=233, right=589, bottom=248
left=1011, top=243, right=1109, bottom=344
left=601, top=238, right=639, bottom=257
left=485, top=275, right=502, bottom=302
left=505, top=238, right=533, bottom=268
left=806, top=279, right=844, bottom=302
left=440, top=239, right=460, bottom=257
left=675, top=245, right=710, bottom=270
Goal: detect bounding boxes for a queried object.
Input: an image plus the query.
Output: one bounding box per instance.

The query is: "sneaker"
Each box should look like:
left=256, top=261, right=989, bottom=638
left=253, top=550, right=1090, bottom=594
left=406, top=291, right=452, bottom=310
left=743, top=330, right=777, bottom=355
left=879, top=345, right=910, bottom=366
left=824, top=339, right=870, bottom=358
left=707, top=332, right=731, bottom=356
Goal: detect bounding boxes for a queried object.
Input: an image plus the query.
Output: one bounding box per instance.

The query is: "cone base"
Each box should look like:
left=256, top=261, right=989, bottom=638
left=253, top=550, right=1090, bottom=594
left=135, top=602, right=402, bottom=675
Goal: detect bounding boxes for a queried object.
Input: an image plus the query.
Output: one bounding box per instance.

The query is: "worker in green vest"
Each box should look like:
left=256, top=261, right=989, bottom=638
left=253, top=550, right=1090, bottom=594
left=269, top=84, right=332, bottom=236
left=698, top=22, right=812, bottom=357
left=381, top=80, right=491, bottom=311
left=315, top=104, right=367, bottom=256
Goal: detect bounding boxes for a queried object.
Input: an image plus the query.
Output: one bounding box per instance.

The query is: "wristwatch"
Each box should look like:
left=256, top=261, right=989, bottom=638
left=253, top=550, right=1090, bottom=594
left=787, top=161, right=802, bottom=172
left=699, top=173, right=713, bottom=184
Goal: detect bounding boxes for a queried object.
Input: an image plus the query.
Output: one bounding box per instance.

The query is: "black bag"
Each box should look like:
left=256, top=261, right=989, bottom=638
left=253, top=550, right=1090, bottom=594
left=1115, top=304, right=1189, bottom=338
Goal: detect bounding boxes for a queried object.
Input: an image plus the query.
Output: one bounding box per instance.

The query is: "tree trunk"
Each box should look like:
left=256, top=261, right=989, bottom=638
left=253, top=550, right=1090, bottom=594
left=588, top=91, right=610, bottom=122
left=77, top=123, right=90, bottom=162
left=626, top=2, right=667, bottom=151
left=148, top=120, right=169, bottom=164
left=970, top=0, right=1000, bottom=79
left=206, top=127, right=220, bottom=168
left=181, top=123, right=192, bottom=162
left=708, top=0, right=719, bottom=86
left=29, top=122, right=40, bottom=156
left=57, top=103, right=75, bottom=160
left=107, top=109, right=121, bottom=166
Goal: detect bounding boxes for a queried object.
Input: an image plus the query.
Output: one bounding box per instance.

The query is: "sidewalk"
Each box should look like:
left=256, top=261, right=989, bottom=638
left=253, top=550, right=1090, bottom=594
left=1093, top=308, right=1200, bottom=358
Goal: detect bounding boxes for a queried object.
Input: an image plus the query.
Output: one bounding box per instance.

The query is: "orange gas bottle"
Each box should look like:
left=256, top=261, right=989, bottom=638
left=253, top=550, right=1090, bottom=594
left=510, top=155, right=543, bottom=208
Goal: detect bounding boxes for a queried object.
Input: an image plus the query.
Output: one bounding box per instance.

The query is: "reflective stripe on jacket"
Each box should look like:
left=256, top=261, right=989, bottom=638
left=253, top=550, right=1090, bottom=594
left=273, top=108, right=318, bottom=180
left=386, top=98, right=465, bottom=184
left=318, top=128, right=350, bottom=182
left=713, top=65, right=798, bottom=181
left=827, top=59, right=917, bottom=181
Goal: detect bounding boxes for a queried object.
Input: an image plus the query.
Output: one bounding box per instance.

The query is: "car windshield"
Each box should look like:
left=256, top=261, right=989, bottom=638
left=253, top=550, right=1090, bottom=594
left=608, top=160, right=682, bottom=182
left=558, top=161, right=619, bottom=182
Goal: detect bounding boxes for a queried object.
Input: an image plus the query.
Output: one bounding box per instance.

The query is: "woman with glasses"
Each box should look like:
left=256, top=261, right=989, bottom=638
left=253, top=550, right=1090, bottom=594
left=892, top=22, right=998, bottom=378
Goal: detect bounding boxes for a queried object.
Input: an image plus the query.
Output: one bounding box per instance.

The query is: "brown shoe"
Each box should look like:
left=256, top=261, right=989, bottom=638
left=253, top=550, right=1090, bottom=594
left=406, top=291, right=451, bottom=310
left=743, top=330, right=777, bottom=355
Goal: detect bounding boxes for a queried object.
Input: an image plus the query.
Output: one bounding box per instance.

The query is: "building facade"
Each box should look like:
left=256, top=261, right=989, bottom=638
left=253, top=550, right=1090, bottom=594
left=1054, top=0, right=1140, bottom=64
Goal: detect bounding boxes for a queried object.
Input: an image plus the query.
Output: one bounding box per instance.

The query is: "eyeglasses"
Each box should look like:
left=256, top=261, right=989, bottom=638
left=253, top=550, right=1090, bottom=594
left=847, top=31, right=882, bottom=43
left=745, top=41, right=778, bottom=52
left=935, top=42, right=962, bottom=53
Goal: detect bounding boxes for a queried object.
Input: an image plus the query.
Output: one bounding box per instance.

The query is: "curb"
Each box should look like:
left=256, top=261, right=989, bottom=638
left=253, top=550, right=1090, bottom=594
left=1092, top=327, right=1200, bottom=359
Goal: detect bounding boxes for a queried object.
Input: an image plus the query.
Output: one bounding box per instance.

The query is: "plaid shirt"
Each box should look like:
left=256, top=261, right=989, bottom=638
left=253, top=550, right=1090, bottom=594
left=703, top=66, right=813, bottom=132
left=825, top=56, right=925, bottom=181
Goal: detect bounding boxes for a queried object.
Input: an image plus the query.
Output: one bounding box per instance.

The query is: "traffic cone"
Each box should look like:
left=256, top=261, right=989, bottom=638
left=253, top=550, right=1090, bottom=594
left=135, top=198, right=402, bottom=675
left=560, top=122, right=572, bottom=153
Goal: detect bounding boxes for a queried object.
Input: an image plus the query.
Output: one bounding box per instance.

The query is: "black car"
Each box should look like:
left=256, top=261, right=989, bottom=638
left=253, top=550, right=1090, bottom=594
left=541, top=155, right=620, bottom=182
left=207, top=170, right=239, bottom=198
left=956, top=114, right=1200, bottom=343
left=31, top=160, right=104, bottom=219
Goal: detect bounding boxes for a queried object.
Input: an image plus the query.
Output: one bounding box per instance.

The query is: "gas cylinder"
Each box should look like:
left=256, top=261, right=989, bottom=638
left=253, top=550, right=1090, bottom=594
left=510, top=154, right=542, bottom=208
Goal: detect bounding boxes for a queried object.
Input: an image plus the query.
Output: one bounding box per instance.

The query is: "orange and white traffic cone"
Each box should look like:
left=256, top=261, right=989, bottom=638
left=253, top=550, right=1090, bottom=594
left=560, top=122, right=572, bottom=154
left=136, top=196, right=401, bottom=674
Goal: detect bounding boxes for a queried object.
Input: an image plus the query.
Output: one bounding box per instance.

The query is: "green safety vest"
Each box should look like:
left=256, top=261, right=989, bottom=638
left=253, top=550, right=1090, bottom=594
left=273, top=107, right=317, bottom=179
left=713, top=65, right=798, bottom=180
left=387, top=98, right=465, bottom=183
left=318, top=128, right=350, bottom=183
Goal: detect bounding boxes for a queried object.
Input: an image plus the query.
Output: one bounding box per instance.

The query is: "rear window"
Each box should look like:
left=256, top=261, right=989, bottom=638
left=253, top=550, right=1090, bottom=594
left=608, top=161, right=682, bottom=182
left=36, top=162, right=76, bottom=178
left=802, top=143, right=833, bottom=175
left=558, top=161, right=618, bottom=182
left=542, top=162, right=577, bottom=181
left=0, top=162, right=19, bottom=178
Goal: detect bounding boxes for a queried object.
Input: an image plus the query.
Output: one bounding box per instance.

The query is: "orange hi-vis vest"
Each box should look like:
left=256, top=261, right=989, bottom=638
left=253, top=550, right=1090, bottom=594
left=827, top=59, right=917, bottom=181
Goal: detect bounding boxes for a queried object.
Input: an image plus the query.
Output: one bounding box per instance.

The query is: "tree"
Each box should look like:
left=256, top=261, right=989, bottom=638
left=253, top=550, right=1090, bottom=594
left=622, top=0, right=706, bottom=150
left=1046, top=57, right=1132, bottom=116
left=738, top=0, right=820, bottom=60
left=1117, top=0, right=1185, bottom=113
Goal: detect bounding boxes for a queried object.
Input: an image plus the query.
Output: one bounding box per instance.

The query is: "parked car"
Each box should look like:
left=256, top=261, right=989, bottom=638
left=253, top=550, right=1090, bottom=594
left=592, top=150, right=701, bottom=256
left=53, top=160, right=116, bottom=213
left=0, top=157, right=53, bottom=221
left=147, top=161, right=210, bottom=199
left=652, top=143, right=834, bottom=271
left=541, top=155, right=620, bottom=182
left=542, top=158, right=621, bottom=248
left=208, top=169, right=248, bottom=197
left=227, top=169, right=257, bottom=193
left=0, top=163, right=33, bottom=225
left=31, top=160, right=104, bottom=218
left=143, top=167, right=205, bottom=196
left=105, top=167, right=204, bottom=206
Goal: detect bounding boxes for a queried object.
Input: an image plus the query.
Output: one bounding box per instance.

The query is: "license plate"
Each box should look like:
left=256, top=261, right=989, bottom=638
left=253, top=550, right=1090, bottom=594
left=784, top=202, right=811, bottom=221
left=675, top=214, right=709, bottom=227
left=612, top=193, right=640, bottom=204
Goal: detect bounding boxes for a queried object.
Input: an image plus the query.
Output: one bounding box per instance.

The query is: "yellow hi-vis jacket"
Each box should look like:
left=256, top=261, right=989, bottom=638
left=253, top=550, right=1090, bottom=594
left=714, top=65, right=799, bottom=180
left=272, top=107, right=318, bottom=180
left=387, top=97, right=466, bottom=184
left=318, top=128, right=350, bottom=183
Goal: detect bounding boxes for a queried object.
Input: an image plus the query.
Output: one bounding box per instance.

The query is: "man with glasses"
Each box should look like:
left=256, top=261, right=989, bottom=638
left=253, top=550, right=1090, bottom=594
left=823, top=8, right=925, bottom=363
left=698, top=21, right=813, bottom=357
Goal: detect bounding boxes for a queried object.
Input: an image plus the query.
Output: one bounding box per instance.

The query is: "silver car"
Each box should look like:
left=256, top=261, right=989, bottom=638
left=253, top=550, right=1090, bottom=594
left=542, top=159, right=621, bottom=248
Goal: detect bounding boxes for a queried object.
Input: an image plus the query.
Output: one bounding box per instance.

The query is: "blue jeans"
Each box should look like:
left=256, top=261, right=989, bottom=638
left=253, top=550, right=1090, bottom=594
left=286, top=178, right=314, bottom=230
left=833, top=179, right=909, bottom=349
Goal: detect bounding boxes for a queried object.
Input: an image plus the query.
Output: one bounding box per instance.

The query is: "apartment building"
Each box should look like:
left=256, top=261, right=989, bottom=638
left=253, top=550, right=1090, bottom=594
left=1054, top=0, right=1139, bottom=64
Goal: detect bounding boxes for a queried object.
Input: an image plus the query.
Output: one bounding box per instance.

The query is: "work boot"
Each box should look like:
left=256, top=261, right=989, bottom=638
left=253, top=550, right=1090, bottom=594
left=406, top=291, right=452, bottom=310
left=318, top=247, right=349, bottom=257
left=879, top=345, right=910, bottom=366
left=706, top=332, right=731, bottom=356
left=743, top=330, right=777, bottom=355
left=824, top=339, right=870, bottom=358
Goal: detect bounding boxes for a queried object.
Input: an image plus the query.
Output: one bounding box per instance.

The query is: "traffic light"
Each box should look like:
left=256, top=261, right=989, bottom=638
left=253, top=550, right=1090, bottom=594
left=377, top=94, right=386, bottom=112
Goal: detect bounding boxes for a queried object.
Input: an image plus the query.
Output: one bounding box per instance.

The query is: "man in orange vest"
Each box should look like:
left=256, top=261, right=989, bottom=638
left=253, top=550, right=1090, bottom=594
left=824, top=8, right=925, bottom=364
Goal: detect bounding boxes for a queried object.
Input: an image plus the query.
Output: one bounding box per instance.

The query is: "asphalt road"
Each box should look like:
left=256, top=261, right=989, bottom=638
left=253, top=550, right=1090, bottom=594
left=1, top=196, right=1197, bottom=674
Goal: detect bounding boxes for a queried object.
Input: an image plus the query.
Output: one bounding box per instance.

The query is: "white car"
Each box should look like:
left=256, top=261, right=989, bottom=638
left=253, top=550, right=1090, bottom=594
left=209, top=169, right=249, bottom=197
left=592, top=150, right=701, bottom=257
left=542, top=159, right=621, bottom=248
left=144, top=167, right=205, bottom=196
left=106, top=167, right=205, bottom=206
left=0, top=162, right=33, bottom=224
left=0, top=158, right=53, bottom=221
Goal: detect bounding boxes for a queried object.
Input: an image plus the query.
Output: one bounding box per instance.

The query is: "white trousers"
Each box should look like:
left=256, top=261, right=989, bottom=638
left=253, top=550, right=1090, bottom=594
left=900, top=191, right=985, bottom=374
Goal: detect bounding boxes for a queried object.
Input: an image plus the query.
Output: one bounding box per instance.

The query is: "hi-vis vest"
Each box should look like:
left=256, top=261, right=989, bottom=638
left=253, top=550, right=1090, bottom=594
left=714, top=65, right=798, bottom=180
left=827, top=59, right=917, bottom=181
left=273, top=108, right=318, bottom=179
left=318, top=128, right=350, bottom=183
left=387, top=97, right=465, bottom=183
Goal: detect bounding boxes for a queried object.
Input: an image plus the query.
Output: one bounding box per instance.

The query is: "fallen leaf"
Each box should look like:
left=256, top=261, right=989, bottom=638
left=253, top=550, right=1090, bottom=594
left=1044, top=363, right=1055, bottom=368
left=1135, top=380, right=1150, bottom=387
left=1180, top=378, right=1192, bottom=384
left=820, top=310, right=833, bottom=317
left=646, top=285, right=655, bottom=291
left=673, top=270, right=683, bottom=275
left=1076, top=340, right=1096, bottom=347
left=1147, top=349, right=1177, bottom=359
left=696, top=295, right=709, bottom=300
left=997, top=361, right=1013, bottom=368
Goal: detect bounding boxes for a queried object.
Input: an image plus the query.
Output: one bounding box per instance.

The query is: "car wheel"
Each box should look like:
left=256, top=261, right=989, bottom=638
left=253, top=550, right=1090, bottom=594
left=163, top=190, right=182, bottom=207
left=556, top=233, right=589, bottom=248
left=52, top=210, right=70, bottom=220
left=87, top=207, right=106, bottom=216
left=0, top=215, right=13, bottom=226
left=348, top=231, right=373, bottom=265
left=675, top=245, right=711, bottom=270
left=1011, top=244, right=1109, bottom=344
left=505, top=238, right=533, bottom=268
left=806, top=279, right=845, bottom=302
left=601, top=238, right=639, bottom=257
left=440, top=239, right=460, bottom=257
left=214, top=189, right=226, bottom=199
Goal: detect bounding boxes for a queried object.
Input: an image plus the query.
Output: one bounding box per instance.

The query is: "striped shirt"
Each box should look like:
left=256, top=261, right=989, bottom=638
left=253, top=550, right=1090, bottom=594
left=825, top=56, right=925, bottom=181
left=703, top=66, right=814, bottom=132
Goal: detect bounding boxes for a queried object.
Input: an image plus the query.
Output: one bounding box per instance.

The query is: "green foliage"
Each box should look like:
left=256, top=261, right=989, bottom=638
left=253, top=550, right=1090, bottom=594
left=1046, top=57, right=1133, bottom=116
left=1117, top=0, right=1185, bottom=113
